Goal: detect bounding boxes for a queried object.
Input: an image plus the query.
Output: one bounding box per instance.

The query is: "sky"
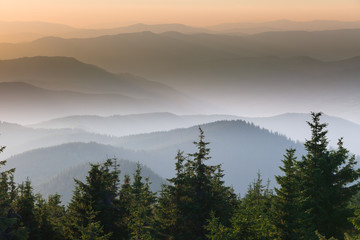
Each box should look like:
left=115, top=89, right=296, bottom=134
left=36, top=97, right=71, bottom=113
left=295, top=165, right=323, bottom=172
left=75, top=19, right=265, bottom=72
left=1, top=0, right=360, bottom=27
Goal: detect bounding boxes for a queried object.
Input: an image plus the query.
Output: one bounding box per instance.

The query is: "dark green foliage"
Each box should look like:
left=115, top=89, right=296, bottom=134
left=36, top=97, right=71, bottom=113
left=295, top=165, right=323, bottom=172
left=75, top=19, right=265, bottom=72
left=34, top=194, right=66, bottom=240
left=127, top=164, right=156, bottom=240
left=205, top=172, right=276, bottom=240
left=274, top=148, right=301, bottom=240
left=156, top=128, right=237, bottom=240
left=2, top=113, right=360, bottom=240
left=297, top=112, right=360, bottom=239
left=230, top=173, right=276, bottom=240
left=0, top=146, right=28, bottom=240
left=67, top=159, right=122, bottom=240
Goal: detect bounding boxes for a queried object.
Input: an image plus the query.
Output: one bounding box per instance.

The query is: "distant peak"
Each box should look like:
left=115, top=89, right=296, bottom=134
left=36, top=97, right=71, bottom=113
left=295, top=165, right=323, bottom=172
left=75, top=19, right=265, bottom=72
left=129, top=23, right=147, bottom=27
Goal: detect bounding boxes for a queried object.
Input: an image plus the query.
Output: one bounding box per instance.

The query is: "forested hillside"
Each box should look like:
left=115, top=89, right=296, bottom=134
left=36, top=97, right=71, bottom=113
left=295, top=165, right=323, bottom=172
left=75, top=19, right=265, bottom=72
left=1, top=112, right=360, bottom=240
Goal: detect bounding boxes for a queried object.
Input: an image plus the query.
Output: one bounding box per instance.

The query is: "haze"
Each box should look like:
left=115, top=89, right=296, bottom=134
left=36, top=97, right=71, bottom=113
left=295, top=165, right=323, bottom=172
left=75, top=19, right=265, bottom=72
left=1, top=0, right=360, bottom=27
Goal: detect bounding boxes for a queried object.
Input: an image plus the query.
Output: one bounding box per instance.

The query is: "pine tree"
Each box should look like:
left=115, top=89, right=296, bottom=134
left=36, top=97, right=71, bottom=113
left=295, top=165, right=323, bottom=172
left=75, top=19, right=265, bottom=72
left=298, top=112, right=360, bottom=239
left=274, top=148, right=301, bottom=240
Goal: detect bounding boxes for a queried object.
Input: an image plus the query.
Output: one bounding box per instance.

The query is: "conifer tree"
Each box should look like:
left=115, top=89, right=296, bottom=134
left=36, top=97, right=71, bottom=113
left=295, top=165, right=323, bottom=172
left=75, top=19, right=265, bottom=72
left=298, top=112, right=360, bottom=239
left=35, top=194, right=66, bottom=240
left=0, top=146, right=28, bottom=240
left=154, top=151, right=187, bottom=239
left=230, top=172, right=276, bottom=240
left=15, top=179, right=39, bottom=240
left=117, top=175, right=132, bottom=240
left=156, top=128, right=236, bottom=240
left=274, top=148, right=301, bottom=240
left=127, top=164, right=156, bottom=240
left=67, top=159, right=121, bottom=240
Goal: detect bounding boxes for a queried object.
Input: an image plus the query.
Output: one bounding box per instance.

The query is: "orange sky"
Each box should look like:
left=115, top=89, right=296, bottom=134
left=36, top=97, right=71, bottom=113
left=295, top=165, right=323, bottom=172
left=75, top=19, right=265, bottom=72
left=0, top=0, right=360, bottom=27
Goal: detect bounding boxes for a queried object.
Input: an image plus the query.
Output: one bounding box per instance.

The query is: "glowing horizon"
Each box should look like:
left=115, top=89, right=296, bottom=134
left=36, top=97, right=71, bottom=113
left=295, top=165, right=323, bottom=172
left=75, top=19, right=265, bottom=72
left=1, top=0, right=360, bottom=28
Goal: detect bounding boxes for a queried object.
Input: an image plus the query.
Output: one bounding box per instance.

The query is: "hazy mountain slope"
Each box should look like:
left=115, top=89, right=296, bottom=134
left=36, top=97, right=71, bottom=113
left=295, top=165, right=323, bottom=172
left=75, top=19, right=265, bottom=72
left=249, top=29, right=360, bottom=60
left=0, top=56, right=182, bottom=97
left=29, top=112, right=360, bottom=156
left=1, top=31, right=360, bottom=75
left=241, top=113, right=360, bottom=156
left=3, top=142, right=164, bottom=203
left=0, top=82, right=188, bottom=124
left=113, top=120, right=306, bottom=193
left=0, top=120, right=120, bottom=158
left=0, top=21, right=212, bottom=43
left=0, top=21, right=77, bottom=43
left=0, top=56, right=207, bottom=123
left=4, top=142, right=149, bottom=186
left=209, top=20, right=360, bottom=34
left=37, top=160, right=165, bottom=204
left=30, top=113, right=242, bottom=136
left=2, top=120, right=306, bottom=195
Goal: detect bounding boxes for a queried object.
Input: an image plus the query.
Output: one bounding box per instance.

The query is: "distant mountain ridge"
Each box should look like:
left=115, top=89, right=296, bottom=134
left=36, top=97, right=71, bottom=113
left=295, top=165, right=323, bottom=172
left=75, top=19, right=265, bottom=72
left=0, top=21, right=213, bottom=43
left=30, top=112, right=242, bottom=136
left=28, top=111, right=360, bottom=156
left=0, top=56, right=208, bottom=123
left=209, top=19, right=360, bottom=34
left=3, top=142, right=165, bottom=203
left=2, top=20, right=360, bottom=43
left=1, top=33, right=360, bottom=121
left=2, top=119, right=306, bottom=195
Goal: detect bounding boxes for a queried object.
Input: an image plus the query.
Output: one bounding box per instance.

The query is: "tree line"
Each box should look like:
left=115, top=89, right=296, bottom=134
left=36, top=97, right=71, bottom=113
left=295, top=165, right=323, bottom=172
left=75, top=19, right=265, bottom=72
left=1, top=112, right=360, bottom=240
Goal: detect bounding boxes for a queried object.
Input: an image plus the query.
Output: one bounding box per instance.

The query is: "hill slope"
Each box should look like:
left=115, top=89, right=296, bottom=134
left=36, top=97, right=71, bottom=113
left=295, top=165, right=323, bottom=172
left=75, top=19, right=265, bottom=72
left=2, top=120, right=306, bottom=195
left=30, top=113, right=242, bottom=136
left=1, top=33, right=360, bottom=122
left=4, top=142, right=164, bottom=203
left=242, top=113, right=360, bottom=156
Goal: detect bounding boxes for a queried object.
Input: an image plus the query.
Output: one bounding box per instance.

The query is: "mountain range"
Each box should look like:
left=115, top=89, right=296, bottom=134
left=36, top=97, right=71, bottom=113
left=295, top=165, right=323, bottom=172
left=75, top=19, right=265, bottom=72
left=2, top=20, right=360, bottom=43
left=1, top=38, right=360, bottom=122
left=2, top=120, right=306, bottom=196
left=0, top=56, right=207, bottom=123
left=29, top=112, right=360, bottom=156
left=4, top=142, right=164, bottom=203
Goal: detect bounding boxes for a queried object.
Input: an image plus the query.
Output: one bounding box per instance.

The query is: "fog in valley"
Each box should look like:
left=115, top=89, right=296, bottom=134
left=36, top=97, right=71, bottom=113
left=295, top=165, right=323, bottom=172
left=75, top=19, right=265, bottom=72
left=0, top=19, right=360, bottom=202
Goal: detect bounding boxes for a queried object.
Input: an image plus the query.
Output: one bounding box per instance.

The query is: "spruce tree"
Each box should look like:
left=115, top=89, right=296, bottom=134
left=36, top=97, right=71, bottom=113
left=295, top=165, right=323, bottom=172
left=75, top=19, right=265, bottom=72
left=230, top=172, right=276, bottom=240
left=35, top=194, right=66, bottom=240
left=67, top=159, right=121, bottom=240
left=15, top=179, right=39, bottom=240
left=298, top=112, right=360, bottom=239
left=274, top=148, right=301, bottom=240
left=156, top=128, right=236, bottom=240
left=127, top=164, right=156, bottom=240
left=0, top=146, right=28, bottom=240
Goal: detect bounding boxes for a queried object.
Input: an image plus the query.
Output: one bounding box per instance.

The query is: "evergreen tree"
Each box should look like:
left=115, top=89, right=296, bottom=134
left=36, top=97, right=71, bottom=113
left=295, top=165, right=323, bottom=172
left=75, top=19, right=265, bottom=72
left=274, top=148, right=301, bottom=240
left=67, top=159, right=122, bottom=240
left=127, top=164, right=156, bottom=240
left=15, top=179, right=39, bottom=240
left=230, top=172, right=276, bottom=240
left=0, top=146, right=28, bottom=240
left=35, top=193, right=66, bottom=240
left=156, top=128, right=236, bottom=240
left=298, top=112, right=360, bottom=239
left=117, top=174, right=132, bottom=240
left=154, top=151, right=187, bottom=239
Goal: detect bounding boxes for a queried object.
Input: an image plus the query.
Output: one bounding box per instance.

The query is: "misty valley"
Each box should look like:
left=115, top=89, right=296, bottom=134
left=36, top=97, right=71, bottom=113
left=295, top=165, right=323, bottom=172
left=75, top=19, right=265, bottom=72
left=1, top=20, right=360, bottom=240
